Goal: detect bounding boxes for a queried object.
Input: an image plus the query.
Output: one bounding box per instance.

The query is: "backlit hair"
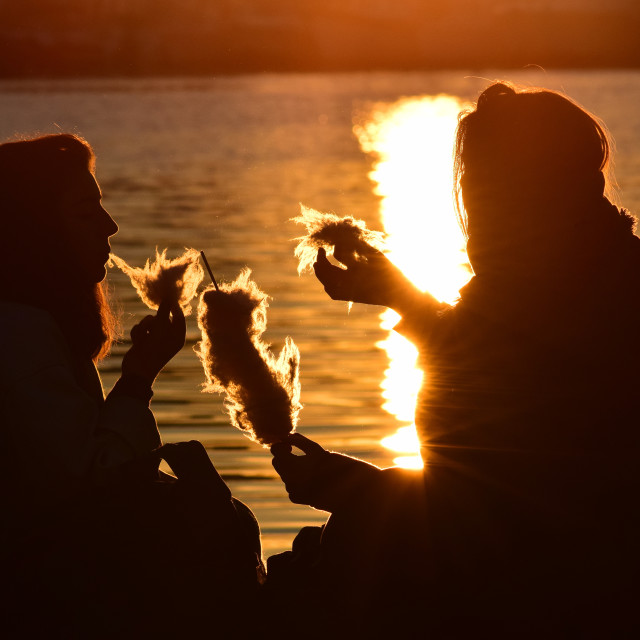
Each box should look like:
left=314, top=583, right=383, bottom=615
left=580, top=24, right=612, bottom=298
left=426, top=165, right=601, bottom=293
left=453, top=82, right=613, bottom=237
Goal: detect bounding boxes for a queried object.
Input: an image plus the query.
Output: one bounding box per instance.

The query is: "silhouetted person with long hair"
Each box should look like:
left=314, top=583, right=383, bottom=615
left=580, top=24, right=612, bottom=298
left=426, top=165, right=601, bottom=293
left=0, top=134, right=187, bottom=634
left=0, top=135, right=262, bottom=637
left=271, top=82, right=640, bottom=635
left=0, top=134, right=185, bottom=518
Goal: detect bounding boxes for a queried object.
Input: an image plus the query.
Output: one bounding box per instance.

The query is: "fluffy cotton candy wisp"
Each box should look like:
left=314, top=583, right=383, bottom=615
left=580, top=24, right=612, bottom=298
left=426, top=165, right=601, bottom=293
left=292, top=205, right=387, bottom=274
left=196, top=269, right=301, bottom=446
left=110, top=247, right=204, bottom=315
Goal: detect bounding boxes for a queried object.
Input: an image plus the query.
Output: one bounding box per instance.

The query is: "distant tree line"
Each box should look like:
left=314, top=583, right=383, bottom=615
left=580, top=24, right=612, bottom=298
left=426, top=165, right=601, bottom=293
left=0, top=0, right=638, bottom=77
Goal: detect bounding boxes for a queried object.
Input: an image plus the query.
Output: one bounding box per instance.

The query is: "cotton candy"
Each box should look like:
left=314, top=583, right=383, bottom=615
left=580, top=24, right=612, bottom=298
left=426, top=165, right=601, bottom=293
left=196, top=269, right=301, bottom=446
left=110, top=248, right=204, bottom=315
left=292, top=205, right=387, bottom=274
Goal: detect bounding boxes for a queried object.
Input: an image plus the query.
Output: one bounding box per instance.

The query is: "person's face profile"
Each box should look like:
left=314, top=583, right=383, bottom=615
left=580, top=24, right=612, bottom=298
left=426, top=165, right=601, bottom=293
left=57, top=169, right=118, bottom=283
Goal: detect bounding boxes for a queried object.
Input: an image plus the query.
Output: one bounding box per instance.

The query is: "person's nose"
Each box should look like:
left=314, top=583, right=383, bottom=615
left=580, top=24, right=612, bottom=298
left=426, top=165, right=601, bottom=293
left=100, top=205, right=119, bottom=237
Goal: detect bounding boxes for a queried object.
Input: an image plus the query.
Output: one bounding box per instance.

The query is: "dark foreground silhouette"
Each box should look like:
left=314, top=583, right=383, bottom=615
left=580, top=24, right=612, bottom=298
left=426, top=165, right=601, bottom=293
left=268, top=83, right=640, bottom=637
left=0, top=135, right=262, bottom=637
left=4, top=87, right=640, bottom=637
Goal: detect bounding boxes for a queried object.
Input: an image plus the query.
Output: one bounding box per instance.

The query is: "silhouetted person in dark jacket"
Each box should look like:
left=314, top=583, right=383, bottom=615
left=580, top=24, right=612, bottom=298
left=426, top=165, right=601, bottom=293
left=0, top=135, right=262, bottom=637
left=271, top=82, right=640, bottom=636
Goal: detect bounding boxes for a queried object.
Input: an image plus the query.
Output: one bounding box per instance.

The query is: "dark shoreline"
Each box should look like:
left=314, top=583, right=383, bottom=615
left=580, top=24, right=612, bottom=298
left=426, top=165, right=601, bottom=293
left=1, top=64, right=639, bottom=84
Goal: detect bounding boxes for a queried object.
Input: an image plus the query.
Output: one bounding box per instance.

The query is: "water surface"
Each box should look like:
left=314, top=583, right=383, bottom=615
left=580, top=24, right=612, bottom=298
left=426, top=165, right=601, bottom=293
left=2, top=70, right=639, bottom=555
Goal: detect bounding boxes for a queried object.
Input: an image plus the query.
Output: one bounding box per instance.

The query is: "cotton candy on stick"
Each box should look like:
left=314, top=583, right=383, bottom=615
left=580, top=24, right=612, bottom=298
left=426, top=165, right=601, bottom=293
left=292, top=205, right=387, bottom=274
left=110, top=248, right=204, bottom=315
left=197, top=269, right=302, bottom=447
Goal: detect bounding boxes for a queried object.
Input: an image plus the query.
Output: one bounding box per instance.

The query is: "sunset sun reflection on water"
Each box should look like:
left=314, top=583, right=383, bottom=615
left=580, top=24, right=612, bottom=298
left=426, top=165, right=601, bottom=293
left=355, top=95, right=472, bottom=469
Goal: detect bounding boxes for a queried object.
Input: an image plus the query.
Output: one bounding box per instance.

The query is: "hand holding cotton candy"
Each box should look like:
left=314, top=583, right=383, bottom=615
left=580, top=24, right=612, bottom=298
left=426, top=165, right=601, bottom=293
left=110, top=248, right=204, bottom=315
left=292, top=205, right=403, bottom=308
left=196, top=269, right=302, bottom=446
left=292, top=205, right=387, bottom=274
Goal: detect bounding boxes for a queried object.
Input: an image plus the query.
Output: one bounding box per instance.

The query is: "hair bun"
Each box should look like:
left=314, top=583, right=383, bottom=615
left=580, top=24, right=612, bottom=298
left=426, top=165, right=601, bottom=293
left=477, top=82, right=516, bottom=109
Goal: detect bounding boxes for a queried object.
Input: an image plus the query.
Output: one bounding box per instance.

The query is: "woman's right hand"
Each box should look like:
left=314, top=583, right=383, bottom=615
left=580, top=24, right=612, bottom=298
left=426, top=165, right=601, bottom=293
left=313, top=247, right=425, bottom=313
left=121, top=301, right=186, bottom=385
left=271, top=433, right=380, bottom=512
left=271, top=433, right=330, bottom=507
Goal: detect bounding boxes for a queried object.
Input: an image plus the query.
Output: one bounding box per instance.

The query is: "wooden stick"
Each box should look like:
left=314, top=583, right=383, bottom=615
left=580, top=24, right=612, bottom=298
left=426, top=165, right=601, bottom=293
left=200, top=250, right=220, bottom=291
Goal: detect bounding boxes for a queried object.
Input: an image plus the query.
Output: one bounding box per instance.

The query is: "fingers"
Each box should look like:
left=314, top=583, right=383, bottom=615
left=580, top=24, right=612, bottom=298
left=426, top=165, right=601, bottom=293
left=170, top=302, right=187, bottom=339
left=157, top=300, right=171, bottom=322
left=270, top=442, right=293, bottom=457
left=130, top=315, right=155, bottom=343
left=270, top=433, right=324, bottom=480
left=156, top=301, right=186, bottom=342
left=333, top=244, right=355, bottom=268
left=314, top=250, right=351, bottom=301
left=157, top=441, right=231, bottom=498
left=271, top=454, right=289, bottom=478
left=133, top=302, right=186, bottom=341
left=287, top=433, right=326, bottom=456
left=315, top=246, right=328, bottom=264
left=157, top=300, right=185, bottom=329
left=158, top=440, right=208, bottom=470
left=136, top=315, right=156, bottom=331
left=312, top=248, right=332, bottom=282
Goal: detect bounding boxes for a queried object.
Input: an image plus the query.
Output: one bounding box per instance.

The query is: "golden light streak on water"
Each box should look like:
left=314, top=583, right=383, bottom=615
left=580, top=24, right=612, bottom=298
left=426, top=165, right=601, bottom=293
left=355, top=95, right=472, bottom=469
